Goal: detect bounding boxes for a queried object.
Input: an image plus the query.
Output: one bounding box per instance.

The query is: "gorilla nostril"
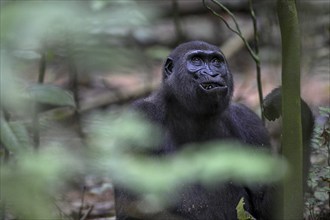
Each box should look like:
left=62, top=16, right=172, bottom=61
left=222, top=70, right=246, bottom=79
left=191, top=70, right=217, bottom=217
left=201, top=70, right=208, bottom=75
left=200, top=69, right=218, bottom=77
left=191, top=72, right=199, bottom=79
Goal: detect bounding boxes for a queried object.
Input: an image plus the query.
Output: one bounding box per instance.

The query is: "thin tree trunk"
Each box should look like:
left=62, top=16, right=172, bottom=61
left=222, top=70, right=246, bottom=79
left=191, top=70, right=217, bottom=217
left=277, top=0, right=303, bottom=219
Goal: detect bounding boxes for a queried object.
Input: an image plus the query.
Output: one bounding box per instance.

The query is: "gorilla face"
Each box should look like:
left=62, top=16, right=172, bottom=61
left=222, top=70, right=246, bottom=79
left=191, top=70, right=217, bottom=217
left=186, top=49, right=229, bottom=94
left=163, top=41, right=233, bottom=115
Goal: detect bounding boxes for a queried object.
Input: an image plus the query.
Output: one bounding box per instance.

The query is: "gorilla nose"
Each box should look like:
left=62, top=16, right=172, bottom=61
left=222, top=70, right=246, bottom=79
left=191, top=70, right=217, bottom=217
left=201, top=69, right=219, bottom=77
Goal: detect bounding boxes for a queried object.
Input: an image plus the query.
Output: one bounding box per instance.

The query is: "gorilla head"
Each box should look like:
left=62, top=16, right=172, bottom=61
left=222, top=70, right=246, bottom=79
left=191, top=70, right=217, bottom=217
left=162, top=41, right=233, bottom=115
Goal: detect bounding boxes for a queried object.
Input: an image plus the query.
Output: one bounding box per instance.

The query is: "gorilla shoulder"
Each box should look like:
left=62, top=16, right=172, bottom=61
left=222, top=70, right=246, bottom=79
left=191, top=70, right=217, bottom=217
left=132, top=93, right=165, bottom=124
left=227, top=103, right=270, bottom=146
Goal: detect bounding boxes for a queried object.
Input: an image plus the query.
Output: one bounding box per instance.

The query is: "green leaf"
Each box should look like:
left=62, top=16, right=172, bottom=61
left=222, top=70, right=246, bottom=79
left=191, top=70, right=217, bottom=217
left=319, top=106, right=330, bottom=115
left=2, top=146, right=81, bottom=219
left=236, top=197, right=256, bottom=220
left=87, top=110, right=288, bottom=199
left=0, top=115, right=32, bottom=153
left=90, top=0, right=108, bottom=11
left=9, top=121, right=32, bottom=149
left=0, top=115, right=20, bottom=153
left=26, top=84, right=75, bottom=107
left=146, top=46, right=171, bottom=60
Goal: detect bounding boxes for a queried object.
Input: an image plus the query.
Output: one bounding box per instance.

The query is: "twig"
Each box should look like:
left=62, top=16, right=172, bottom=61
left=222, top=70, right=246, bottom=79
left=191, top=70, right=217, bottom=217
left=203, top=0, right=259, bottom=62
left=172, top=0, right=184, bottom=43
left=249, top=0, right=264, bottom=122
left=203, top=0, right=264, bottom=121
left=38, top=52, right=46, bottom=83
left=66, top=31, right=85, bottom=139
left=32, top=104, right=40, bottom=150
left=1, top=202, right=6, bottom=220
left=220, top=23, right=254, bottom=58
left=14, top=28, right=253, bottom=127
left=54, top=201, right=73, bottom=220
left=80, top=205, right=94, bottom=220
left=19, top=31, right=252, bottom=125
left=78, top=186, right=87, bottom=220
left=68, top=58, right=85, bottom=139
left=32, top=52, right=47, bottom=150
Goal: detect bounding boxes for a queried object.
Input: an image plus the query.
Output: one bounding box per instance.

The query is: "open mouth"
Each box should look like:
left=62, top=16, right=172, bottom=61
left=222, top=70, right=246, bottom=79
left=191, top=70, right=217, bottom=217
left=200, top=82, right=227, bottom=91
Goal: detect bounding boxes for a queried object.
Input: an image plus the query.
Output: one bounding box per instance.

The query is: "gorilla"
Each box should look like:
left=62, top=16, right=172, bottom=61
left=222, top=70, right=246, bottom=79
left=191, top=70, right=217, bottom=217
left=114, top=41, right=313, bottom=220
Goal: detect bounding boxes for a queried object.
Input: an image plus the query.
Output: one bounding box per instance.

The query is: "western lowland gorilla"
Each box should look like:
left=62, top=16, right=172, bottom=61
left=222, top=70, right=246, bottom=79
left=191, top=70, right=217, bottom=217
left=114, top=41, right=314, bottom=220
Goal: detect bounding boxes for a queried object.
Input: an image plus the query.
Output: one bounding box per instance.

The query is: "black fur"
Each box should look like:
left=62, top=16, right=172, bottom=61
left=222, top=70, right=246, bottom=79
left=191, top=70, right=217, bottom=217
left=263, top=87, right=314, bottom=191
left=115, top=41, right=273, bottom=220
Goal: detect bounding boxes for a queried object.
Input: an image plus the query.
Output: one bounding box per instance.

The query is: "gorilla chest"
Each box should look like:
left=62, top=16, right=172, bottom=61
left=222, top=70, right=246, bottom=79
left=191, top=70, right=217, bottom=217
left=166, top=118, right=233, bottom=146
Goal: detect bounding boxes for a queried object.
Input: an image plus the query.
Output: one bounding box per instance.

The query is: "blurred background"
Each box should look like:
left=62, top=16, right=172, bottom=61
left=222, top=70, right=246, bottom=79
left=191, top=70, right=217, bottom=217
left=0, top=0, right=329, bottom=219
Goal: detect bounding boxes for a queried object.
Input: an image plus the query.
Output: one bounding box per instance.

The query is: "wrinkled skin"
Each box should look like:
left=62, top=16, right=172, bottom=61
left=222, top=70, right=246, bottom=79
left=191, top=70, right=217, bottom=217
left=115, top=41, right=273, bottom=220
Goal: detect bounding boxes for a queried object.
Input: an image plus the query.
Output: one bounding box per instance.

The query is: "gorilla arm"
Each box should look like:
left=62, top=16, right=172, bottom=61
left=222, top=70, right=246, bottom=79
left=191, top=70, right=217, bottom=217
left=227, top=103, right=270, bottom=146
left=263, top=87, right=314, bottom=191
left=263, top=87, right=314, bottom=145
left=225, top=103, right=275, bottom=220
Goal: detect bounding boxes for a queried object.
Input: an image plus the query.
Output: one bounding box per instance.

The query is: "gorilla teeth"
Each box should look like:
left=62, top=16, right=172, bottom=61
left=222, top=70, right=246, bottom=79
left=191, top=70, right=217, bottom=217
left=201, top=83, right=218, bottom=90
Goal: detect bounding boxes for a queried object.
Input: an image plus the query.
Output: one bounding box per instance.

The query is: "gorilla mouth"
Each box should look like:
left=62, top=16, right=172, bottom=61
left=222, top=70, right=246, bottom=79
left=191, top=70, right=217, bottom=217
left=200, top=82, right=227, bottom=91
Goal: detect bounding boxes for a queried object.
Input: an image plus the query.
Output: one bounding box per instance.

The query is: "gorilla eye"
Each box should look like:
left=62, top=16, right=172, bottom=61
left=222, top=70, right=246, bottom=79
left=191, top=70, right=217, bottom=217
left=191, top=56, right=202, bottom=65
left=211, top=57, right=222, bottom=66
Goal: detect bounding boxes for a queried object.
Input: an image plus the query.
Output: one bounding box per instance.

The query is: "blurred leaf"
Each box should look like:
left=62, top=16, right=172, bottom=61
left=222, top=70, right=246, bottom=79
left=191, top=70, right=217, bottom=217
left=319, top=106, right=330, bottom=115
left=12, top=50, right=41, bottom=60
left=74, top=46, right=146, bottom=72
left=0, top=51, right=28, bottom=112
left=9, top=121, right=33, bottom=149
left=1, top=0, right=158, bottom=77
left=236, top=197, right=256, bottom=220
left=2, top=146, right=82, bottom=219
left=90, top=0, right=110, bottom=11
left=106, top=143, right=287, bottom=196
left=26, top=84, right=75, bottom=107
left=87, top=109, right=161, bottom=153
left=146, top=46, right=171, bottom=61
left=0, top=1, right=156, bottom=49
left=87, top=110, right=288, bottom=202
left=0, top=1, right=83, bottom=49
left=0, top=115, right=20, bottom=153
left=314, top=191, right=329, bottom=202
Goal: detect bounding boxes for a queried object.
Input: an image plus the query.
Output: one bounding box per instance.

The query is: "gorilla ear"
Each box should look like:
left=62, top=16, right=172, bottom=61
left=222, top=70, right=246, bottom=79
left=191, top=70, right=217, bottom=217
left=164, top=57, right=174, bottom=79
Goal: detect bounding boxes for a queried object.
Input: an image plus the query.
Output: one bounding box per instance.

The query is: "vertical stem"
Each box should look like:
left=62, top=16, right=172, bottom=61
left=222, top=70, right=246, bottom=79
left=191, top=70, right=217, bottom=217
left=327, top=134, right=330, bottom=210
left=277, top=0, right=303, bottom=219
left=0, top=203, right=6, bottom=220
left=172, top=0, right=184, bottom=43
left=65, top=27, right=84, bottom=139
left=68, top=56, right=84, bottom=139
left=78, top=186, right=86, bottom=219
left=1, top=111, right=10, bottom=162
left=69, top=59, right=80, bottom=111
left=33, top=52, right=47, bottom=150
left=2, top=108, right=10, bottom=121
left=32, top=103, right=40, bottom=150
left=249, top=0, right=264, bottom=122
left=38, top=52, right=46, bottom=83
